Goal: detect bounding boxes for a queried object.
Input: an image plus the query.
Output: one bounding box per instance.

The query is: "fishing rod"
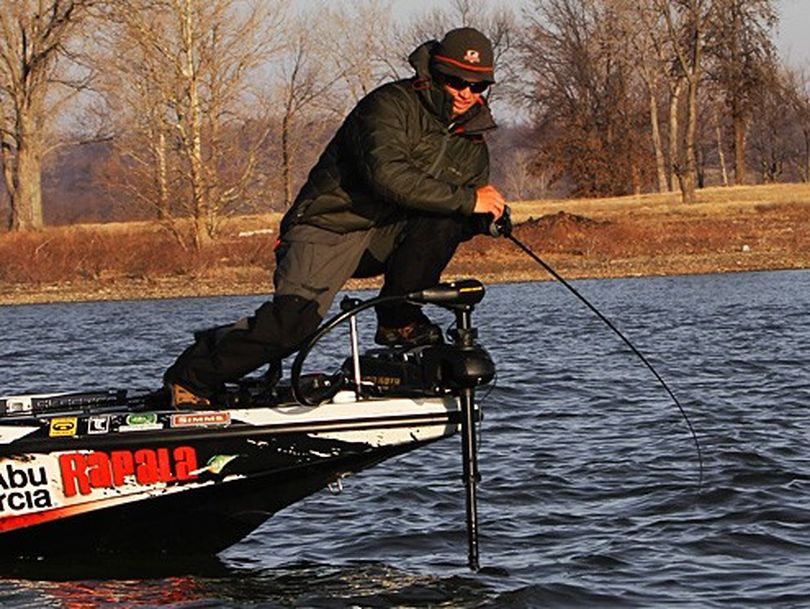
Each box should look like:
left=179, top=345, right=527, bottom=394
left=490, top=208, right=704, bottom=491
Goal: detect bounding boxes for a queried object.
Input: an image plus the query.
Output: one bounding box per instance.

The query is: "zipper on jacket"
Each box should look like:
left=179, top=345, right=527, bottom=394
left=428, top=125, right=454, bottom=177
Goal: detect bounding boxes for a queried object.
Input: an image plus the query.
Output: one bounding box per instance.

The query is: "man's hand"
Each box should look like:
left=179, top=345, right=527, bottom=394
left=474, top=184, right=506, bottom=220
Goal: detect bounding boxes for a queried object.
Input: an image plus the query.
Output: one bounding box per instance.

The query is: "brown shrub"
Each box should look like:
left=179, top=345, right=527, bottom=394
left=0, top=227, right=190, bottom=283
left=0, top=223, right=283, bottom=285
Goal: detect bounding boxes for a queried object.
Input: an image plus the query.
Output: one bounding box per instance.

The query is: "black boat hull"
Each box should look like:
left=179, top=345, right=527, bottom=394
left=0, top=394, right=460, bottom=558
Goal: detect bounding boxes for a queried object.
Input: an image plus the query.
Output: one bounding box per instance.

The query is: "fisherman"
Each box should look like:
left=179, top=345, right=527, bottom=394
left=164, top=27, right=507, bottom=407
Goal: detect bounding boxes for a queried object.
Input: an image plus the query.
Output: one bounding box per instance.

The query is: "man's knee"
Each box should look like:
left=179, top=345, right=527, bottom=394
left=252, top=294, right=322, bottom=353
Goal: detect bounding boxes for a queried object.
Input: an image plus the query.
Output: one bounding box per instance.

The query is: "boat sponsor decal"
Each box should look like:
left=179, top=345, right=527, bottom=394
left=49, top=417, right=78, bottom=438
left=118, top=412, right=163, bottom=433
left=86, top=415, right=111, bottom=435
left=170, top=412, right=231, bottom=428
left=59, top=446, right=199, bottom=498
left=0, top=447, right=250, bottom=533
left=0, top=461, right=53, bottom=514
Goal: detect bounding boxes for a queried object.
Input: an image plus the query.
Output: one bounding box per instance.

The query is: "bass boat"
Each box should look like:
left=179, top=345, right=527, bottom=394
left=0, top=280, right=493, bottom=569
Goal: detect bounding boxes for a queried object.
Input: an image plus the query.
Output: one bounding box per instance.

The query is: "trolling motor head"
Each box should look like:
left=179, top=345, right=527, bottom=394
left=406, top=279, right=485, bottom=308
left=291, top=278, right=493, bottom=404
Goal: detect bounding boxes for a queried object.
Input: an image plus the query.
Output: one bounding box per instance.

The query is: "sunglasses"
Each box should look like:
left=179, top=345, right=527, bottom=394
left=444, top=75, right=490, bottom=94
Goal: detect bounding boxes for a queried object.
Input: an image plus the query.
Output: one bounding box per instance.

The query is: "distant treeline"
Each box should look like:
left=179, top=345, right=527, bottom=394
left=1, top=0, right=807, bottom=249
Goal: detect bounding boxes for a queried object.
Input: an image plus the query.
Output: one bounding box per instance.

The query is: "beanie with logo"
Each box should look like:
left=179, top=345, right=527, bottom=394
left=430, top=27, right=495, bottom=84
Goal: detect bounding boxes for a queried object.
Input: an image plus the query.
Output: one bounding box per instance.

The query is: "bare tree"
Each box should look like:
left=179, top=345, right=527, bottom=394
left=625, top=1, right=685, bottom=193
left=712, top=100, right=730, bottom=185
left=655, top=0, right=716, bottom=203
left=321, top=0, right=397, bottom=105
left=0, top=0, right=96, bottom=231
left=783, top=65, right=810, bottom=182
left=96, top=0, right=285, bottom=249
left=518, top=0, right=651, bottom=197
left=707, top=0, right=777, bottom=185
left=746, top=63, right=808, bottom=183
left=274, top=15, right=340, bottom=209
left=503, top=146, right=552, bottom=200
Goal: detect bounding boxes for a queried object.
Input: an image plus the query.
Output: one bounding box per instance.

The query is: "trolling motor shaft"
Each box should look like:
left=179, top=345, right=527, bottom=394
left=440, top=285, right=492, bottom=572
left=454, top=305, right=483, bottom=571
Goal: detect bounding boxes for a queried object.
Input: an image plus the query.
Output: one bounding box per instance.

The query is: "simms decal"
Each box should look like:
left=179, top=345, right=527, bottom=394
left=0, top=462, right=52, bottom=513
left=59, top=446, right=198, bottom=498
left=171, top=412, right=231, bottom=428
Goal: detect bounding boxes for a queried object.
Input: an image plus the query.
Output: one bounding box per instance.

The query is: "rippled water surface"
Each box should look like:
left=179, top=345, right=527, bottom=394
left=1, top=270, right=809, bottom=608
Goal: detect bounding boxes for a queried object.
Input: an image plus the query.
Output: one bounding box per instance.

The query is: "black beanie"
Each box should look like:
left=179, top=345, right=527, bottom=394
left=431, top=27, right=495, bottom=84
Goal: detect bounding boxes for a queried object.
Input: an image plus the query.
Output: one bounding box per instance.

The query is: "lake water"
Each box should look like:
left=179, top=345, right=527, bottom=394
left=1, top=270, right=808, bottom=608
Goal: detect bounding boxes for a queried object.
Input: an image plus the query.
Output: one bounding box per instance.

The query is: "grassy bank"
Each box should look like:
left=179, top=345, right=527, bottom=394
left=2, top=183, right=810, bottom=305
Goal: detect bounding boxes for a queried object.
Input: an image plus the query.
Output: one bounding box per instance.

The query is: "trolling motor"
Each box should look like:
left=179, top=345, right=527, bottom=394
left=289, top=278, right=494, bottom=571
left=405, top=280, right=492, bottom=571
left=415, top=280, right=491, bottom=571
left=290, top=279, right=494, bottom=404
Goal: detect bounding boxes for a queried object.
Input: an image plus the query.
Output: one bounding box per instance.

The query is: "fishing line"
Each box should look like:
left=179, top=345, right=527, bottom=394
left=504, top=232, right=704, bottom=492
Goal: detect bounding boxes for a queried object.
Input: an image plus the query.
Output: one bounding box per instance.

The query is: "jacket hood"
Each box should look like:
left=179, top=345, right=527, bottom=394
left=408, top=40, right=496, bottom=135
left=408, top=40, right=437, bottom=80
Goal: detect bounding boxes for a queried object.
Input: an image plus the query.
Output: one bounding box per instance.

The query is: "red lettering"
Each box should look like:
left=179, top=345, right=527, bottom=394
left=173, top=446, right=198, bottom=480
left=86, top=452, right=112, bottom=489
left=134, top=449, right=158, bottom=485
left=110, top=451, right=134, bottom=486
left=59, top=454, right=90, bottom=498
left=57, top=446, right=198, bottom=497
left=156, top=448, right=176, bottom=483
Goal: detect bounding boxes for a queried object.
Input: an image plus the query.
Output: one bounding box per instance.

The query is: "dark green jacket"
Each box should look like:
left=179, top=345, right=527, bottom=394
left=281, top=41, right=497, bottom=235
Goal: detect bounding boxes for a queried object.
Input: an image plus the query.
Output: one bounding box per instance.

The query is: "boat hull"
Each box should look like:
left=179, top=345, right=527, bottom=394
left=0, top=394, right=460, bottom=557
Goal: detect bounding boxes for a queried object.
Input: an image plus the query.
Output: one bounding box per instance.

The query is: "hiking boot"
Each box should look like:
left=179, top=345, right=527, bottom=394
left=168, top=382, right=212, bottom=410
left=374, top=321, right=444, bottom=348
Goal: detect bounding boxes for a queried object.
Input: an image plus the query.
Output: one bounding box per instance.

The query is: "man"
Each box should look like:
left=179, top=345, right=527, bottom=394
left=164, top=27, right=506, bottom=407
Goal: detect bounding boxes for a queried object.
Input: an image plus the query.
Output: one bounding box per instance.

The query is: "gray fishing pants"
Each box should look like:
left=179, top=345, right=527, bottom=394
left=164, top=214, right=474, bottom=396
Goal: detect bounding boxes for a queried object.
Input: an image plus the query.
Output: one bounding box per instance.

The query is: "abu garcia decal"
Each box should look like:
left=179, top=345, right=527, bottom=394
left=0, top=462, right=52, bottom=513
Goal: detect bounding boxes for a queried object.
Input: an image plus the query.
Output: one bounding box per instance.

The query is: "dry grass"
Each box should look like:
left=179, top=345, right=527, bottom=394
left=2, top=182, right=810, bottom=304
left=0, top=224, right=277, bottom=283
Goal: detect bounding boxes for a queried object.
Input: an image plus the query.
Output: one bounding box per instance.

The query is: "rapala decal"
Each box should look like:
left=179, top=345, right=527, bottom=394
left=0, top=462, right=53, bottom=514
left=119, top=412, right=163, bottom=433
left=59, top=446, right=198, bottom=498
left=171, top=412, right=231, bottom=428
left=49, top=417, right=78, bottom=437
left=87, top=416, right=110, bottom=435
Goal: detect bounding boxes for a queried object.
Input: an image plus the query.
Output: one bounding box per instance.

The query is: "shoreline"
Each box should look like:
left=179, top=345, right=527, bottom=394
left=3, top=184, right=810, bottom=306
left=3, top=251, right=807, bottom=306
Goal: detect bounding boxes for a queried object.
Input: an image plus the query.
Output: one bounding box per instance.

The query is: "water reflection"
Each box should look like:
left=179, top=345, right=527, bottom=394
left=3, top=560, right=494, bottom=609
